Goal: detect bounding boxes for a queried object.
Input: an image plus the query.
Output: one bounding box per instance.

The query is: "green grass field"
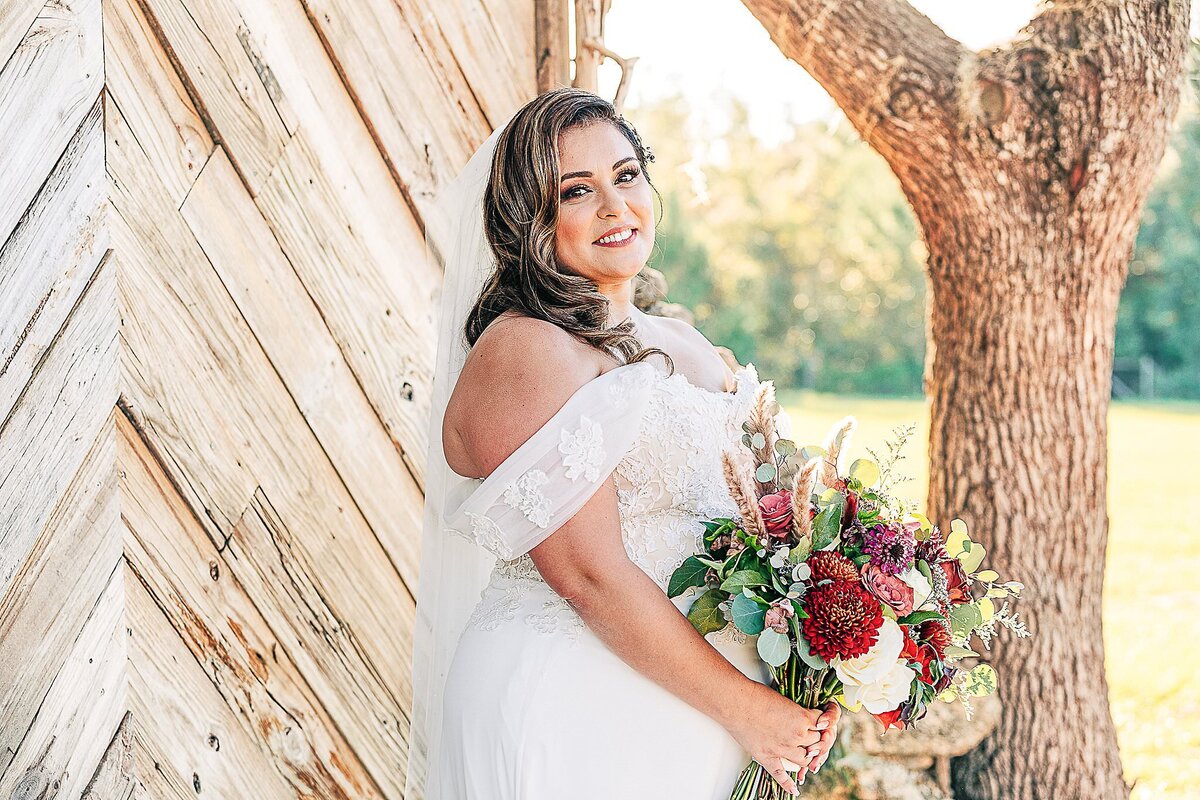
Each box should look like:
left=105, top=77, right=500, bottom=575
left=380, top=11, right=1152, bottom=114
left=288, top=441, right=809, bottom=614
left=776, top=390, right=1200, bottom=800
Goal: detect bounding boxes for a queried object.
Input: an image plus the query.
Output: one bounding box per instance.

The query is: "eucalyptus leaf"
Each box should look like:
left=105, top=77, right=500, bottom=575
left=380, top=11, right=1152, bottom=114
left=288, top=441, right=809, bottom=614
left=751, top=432, right=767, bottom=449
left=975, top=569, right=1000, bottom=583
left=949, top=603, right=983, bottom=638
left=756, top=463, right=777, bottom=483
left=757, top=628, right=791, bottom=668
left=741, top=433, right=753, bottom=449
left=795, top=629, right=829, bottom=670
left=848, top=458, right=880, bottom=487
left=976, top=597, right=995, bottom=623
left=965, top=664, right=998, bottom=696
left=774, top=439, right=797, bottom=457
left=959, top=542, right=986, bottom=574
left=732, top=593, right=766, bottom=635
left=944, top=644, right=979, bottom=660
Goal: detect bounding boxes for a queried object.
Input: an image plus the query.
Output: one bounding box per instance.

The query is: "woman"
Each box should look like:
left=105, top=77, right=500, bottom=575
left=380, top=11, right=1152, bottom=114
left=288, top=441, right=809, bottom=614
left=406, top=88, right=841, bottom=799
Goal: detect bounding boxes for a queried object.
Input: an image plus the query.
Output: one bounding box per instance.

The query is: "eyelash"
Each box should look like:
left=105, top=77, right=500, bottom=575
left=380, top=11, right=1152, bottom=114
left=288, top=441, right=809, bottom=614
left=561, top=166, right=641, bottom=201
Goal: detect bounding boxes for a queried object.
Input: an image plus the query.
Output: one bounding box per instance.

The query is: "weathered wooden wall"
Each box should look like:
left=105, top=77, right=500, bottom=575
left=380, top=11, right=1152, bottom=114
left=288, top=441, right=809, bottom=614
left=1, top=0, right=561, bottom=795
left=0, top=0, right=123, bottom=795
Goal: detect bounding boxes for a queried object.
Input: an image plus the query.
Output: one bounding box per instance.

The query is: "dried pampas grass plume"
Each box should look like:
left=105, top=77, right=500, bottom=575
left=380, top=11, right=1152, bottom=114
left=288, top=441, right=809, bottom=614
left=819, top=416, right=856, bottom=487
left=743, top=382, right=779, bottom=496
left=722, top=450, right=766, bottom=540
left=790, top=456, right=820, bottom=545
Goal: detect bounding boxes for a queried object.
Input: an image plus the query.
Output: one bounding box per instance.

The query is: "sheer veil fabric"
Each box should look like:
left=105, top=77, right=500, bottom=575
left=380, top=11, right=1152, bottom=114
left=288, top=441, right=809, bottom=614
left=404, top=114, right=515, bottom=799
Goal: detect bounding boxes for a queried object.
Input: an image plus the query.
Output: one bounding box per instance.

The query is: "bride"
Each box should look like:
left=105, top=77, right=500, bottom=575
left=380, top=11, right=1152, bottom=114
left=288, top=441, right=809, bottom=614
left=405, top=87, right=841, bottom=799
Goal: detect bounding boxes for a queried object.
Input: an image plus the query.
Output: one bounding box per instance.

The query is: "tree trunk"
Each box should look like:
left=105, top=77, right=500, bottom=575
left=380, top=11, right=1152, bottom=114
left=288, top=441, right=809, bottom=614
left=737, top=1, right=1192, bottom=798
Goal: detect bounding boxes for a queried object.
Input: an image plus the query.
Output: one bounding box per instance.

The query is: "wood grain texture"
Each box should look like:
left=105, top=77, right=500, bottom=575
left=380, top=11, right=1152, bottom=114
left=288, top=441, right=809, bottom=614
left=180, top=145, right=423, bottom=592
left=0, top=0, right=548, bottom=793
left=0, top=558, right=126, bottom=799
left=0, top=409, right=118, bottom=776
left=121, top=411, right=385, bottom=798
left=0, top=97, right=106, bottom=429
left=0, top=235, right=115, bottom=600
left=0, top=0, right=103, bottom=244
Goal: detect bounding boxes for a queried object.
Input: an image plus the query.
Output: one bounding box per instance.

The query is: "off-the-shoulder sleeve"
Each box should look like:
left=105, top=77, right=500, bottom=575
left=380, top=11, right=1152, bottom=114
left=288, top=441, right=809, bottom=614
left=442, top=361, right=658, bottom=560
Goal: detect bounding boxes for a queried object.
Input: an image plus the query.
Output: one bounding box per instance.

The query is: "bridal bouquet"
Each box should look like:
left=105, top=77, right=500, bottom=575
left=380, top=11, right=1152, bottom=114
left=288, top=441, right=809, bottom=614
left=668, top=388, right=1031, bottom=799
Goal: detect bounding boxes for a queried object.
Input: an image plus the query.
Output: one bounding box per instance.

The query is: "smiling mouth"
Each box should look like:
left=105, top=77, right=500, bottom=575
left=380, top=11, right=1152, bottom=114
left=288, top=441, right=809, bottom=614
left=594, top=228, right=638, bottom=247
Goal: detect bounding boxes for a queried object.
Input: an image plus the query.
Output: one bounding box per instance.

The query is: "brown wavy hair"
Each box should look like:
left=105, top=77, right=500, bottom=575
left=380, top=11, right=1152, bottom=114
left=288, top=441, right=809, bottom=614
left=464, top=87, right=673, bottom=374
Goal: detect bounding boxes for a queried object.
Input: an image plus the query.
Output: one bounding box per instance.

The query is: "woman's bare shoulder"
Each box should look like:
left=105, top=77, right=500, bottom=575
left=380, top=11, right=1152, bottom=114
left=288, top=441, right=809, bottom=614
left=444, top=314, right=604, bottom=478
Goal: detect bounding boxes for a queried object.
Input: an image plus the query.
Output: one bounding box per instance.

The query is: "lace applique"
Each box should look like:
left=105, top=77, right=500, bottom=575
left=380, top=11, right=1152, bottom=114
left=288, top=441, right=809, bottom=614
left=502, top=469, right=551, bottom=527
left=558, top=415, right=605, bottom=482
left=466, top=585, right=523, bottom=631
left=495, top=554, right=541, bottom=581
left=465, top=511, right=514, bottom=560
left=525, top=595, right=586, bottom=640
left=467, top=363, right=764, bottom=644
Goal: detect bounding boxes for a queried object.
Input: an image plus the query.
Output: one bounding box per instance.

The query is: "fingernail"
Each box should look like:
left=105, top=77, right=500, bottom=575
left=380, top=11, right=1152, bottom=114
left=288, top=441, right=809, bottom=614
left=815, top=721, right=829, bottom=729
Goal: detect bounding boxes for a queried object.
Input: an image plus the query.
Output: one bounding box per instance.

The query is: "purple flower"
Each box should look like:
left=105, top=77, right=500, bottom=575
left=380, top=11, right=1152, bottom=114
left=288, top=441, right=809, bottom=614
left=863, top=522, right=916, bottom=576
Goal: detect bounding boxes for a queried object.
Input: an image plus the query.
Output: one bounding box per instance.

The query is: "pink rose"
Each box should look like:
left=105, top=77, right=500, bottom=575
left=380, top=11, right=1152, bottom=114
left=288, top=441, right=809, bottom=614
left=764, top=599, right=794, bottom=633
left=860, top=563, right=915, bottom=617
left=758, top=490, right=794, bottom=539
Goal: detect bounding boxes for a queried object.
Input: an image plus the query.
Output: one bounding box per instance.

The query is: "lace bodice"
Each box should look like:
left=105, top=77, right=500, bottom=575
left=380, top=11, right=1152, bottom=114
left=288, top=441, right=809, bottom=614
left=464, top=362, right=761, bottom=644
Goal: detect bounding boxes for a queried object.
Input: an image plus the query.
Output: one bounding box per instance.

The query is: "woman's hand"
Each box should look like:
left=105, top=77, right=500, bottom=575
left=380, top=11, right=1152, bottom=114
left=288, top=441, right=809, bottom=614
left=722, top=684, right=832, bottom=797
left=804, top=701, right=841, bottom=775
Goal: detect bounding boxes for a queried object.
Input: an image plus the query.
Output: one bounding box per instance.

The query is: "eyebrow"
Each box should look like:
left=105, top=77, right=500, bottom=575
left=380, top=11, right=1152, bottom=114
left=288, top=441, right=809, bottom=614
left=560, top=156, right=637, bottom=182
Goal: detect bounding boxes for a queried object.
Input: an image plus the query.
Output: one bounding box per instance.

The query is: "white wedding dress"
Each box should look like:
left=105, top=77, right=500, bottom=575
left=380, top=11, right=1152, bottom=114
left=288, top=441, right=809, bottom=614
left=432, top=359, right=774, bottom=799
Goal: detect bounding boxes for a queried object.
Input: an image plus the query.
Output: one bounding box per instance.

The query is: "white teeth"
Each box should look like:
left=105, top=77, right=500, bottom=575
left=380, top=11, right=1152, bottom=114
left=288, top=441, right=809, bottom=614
left=597, top=229, right=634, bottom=244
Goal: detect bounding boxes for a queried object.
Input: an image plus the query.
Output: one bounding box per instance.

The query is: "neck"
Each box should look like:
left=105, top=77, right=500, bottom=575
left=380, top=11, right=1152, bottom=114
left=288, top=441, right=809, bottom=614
left=597, top=277, right=639, bottom=328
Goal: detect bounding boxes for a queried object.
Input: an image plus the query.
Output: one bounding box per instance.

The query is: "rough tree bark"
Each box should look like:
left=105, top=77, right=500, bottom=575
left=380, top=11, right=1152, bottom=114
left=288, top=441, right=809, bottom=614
left=736, top=1, right=1192, bottom=798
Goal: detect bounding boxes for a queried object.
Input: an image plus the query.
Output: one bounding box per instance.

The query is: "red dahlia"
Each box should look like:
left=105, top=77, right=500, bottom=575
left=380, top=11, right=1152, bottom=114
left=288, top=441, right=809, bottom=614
left=808, top=550, right=860, bottom=584
left=917, top=617, right=952, bottom=659
left=801, top=581, right=884, bottom=661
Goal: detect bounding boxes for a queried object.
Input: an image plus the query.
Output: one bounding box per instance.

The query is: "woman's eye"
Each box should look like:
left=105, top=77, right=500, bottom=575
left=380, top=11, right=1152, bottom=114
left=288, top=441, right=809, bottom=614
left=561, top=168, right=639, bottom=201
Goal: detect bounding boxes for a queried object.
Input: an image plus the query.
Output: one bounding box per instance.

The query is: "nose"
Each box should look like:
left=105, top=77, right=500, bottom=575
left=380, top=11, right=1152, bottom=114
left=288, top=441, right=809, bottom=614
left=595, top=182, right=625, bottom=219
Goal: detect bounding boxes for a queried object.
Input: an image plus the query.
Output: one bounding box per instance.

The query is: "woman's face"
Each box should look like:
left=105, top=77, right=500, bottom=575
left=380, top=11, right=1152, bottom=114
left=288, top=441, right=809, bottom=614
left=554, top=121, right=655, bottom=284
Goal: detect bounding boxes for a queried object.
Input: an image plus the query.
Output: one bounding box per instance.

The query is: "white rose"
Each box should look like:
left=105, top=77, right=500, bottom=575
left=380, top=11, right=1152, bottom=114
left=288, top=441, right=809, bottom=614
left=833, top=617, right=903, bottom=687
left=844, top=660, right=917, bottom=714
left=899, top=567, right=934, bottom=612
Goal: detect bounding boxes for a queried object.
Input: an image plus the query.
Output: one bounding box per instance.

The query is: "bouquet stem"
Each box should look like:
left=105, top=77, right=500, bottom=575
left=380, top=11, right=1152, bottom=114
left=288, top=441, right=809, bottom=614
left=728, top=655, right=835, bottom=800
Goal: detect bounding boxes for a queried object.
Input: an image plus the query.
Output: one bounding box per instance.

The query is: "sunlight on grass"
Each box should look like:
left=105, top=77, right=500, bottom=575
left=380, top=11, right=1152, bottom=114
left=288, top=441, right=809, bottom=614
left=777, top=389, right=1200, bottom=800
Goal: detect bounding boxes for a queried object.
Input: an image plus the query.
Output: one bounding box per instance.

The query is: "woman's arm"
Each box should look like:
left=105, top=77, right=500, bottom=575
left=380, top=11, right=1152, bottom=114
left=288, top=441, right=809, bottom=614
left=530, top=479, right=834, bottom=794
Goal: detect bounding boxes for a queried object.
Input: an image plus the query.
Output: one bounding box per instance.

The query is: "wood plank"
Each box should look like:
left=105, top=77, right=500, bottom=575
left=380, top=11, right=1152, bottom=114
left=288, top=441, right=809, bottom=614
left=254, top=129, right=436, bottom=488
left=125, top=564, right=297, bottom=800
left=0, top=96, right=106, bottom=423
left=0, top=243, right=115, bottom=600
left=0, top=558, right=126, bottom=799
left=293, top=0, right=490, bottom=199
left=120, top=411, right=388, bottom=798
left=133, top=0, right=292, bottom=193
left=0, top=408, right=118, bottom=775
left=103, top=0, right=213, bottom=207
left=128, top=0, right=443, bottom=487
left=110, top=92, right=415, bottom=730
left=181, top=146, right=422, bottom=587
left=127, top=715, right=191, bottom=800
left=0, top=0, right=102, bottom=246
left=0, top=0, right=40, bottom=78
left=426, top=0, right=536, bottom=121
left=81, top=711, right=137, bottom=800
